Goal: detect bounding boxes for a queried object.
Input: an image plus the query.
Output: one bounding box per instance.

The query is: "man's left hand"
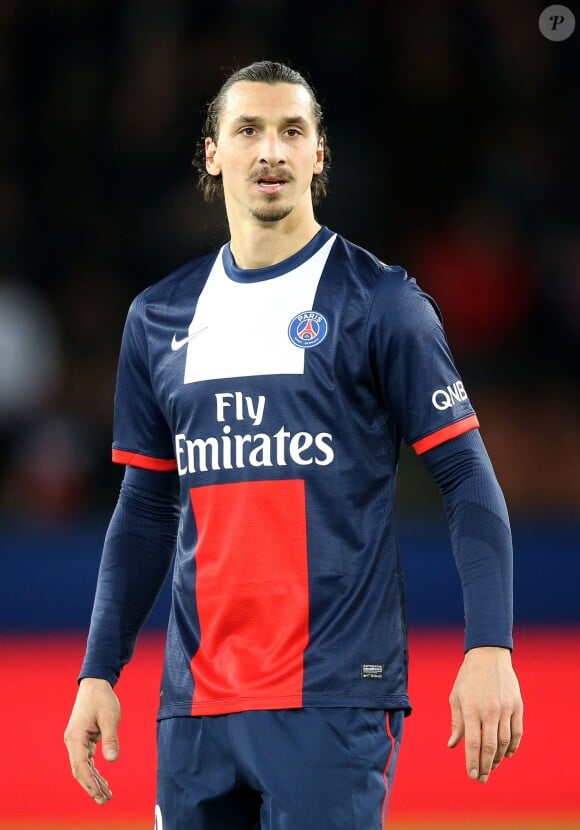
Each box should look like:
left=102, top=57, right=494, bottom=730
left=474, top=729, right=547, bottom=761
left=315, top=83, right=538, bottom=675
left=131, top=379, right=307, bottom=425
left=448, top=646, right=523, bottom=783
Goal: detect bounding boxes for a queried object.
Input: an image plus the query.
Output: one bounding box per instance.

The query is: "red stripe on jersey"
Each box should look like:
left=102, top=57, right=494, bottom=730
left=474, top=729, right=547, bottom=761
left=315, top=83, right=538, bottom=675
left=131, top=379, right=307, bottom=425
left=190, top=479, right=309, bottom=715
left=112, top=448, right=177, bottom=471
left=381, top=711, right=396, bottom=824
left=411, top=414, right=480, bottom=455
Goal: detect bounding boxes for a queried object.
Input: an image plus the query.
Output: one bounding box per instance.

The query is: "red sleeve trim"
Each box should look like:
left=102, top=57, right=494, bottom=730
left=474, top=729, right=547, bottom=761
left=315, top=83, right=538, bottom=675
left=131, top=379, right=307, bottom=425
left=112, top=448, right=177, bottom=471
left=411, top=414, right=480, bottom=456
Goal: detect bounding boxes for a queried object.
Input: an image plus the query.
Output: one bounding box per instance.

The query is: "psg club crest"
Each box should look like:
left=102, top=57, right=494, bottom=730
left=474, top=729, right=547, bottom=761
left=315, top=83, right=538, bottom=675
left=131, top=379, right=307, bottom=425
left=288, top=311, right=328, bottom=349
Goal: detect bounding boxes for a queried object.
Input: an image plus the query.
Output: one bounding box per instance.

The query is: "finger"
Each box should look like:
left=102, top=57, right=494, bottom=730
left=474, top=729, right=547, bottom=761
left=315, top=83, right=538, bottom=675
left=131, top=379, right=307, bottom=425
left=447, top=715, right=464, bottom=748
left=492, top=709, right=512, bottom=768
left=90, top=773, right=112, bottom=805
left=463, top=712, right=483, bottom=781
left=69, top=751, right=110, bottom=804
left=66, top=732, right=112, bottom=805
left=447, top=697, right=464, bottom=748
left=477, top=716, right=499, bottom=783
left=99, top=712, right=120, bottom=762
left=66, top=735, right=94, bottom=787
left=505, top=705, right=524, bottom=758
left=88, top=758, right=113, bottom=803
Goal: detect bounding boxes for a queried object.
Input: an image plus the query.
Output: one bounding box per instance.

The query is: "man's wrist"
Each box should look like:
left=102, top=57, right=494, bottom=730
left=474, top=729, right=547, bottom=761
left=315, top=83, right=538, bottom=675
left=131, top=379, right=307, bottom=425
left=78, top=676, right=114, bottom=688
left=464, top=645, right=513, bottom=661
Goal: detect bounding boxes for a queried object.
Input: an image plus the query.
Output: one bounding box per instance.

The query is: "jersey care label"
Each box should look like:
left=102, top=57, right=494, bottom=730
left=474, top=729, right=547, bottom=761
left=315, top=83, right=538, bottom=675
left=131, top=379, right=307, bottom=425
left=361, top=663, right=385, bottom=680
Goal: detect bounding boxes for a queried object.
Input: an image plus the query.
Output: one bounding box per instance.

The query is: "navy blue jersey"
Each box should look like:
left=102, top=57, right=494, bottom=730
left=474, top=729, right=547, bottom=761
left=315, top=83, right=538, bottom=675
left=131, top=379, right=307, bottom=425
left=112, top=227, right=478, bottom=718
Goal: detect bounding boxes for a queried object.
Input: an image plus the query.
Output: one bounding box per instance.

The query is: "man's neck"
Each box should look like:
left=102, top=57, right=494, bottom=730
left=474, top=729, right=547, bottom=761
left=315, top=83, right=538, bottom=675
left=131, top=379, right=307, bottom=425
left=228, top=214, right=321, bottom=271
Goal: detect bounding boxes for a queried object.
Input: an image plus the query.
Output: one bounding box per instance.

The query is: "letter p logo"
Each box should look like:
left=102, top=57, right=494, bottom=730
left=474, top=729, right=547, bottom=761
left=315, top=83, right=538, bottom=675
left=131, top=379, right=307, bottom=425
left=539, top=5, right=575, bottom=40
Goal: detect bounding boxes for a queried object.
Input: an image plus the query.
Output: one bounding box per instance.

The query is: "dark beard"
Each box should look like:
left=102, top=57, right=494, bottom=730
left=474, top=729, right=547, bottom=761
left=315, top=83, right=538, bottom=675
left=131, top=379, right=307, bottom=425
left=249, top=203, right=293, bottom=223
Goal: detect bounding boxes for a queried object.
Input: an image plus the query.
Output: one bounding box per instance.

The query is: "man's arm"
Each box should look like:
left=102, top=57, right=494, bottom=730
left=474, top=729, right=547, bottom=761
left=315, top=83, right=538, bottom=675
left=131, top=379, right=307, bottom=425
left=421, top=429, right=524, bottom=783
left=64, top=465, right=179, bottom=804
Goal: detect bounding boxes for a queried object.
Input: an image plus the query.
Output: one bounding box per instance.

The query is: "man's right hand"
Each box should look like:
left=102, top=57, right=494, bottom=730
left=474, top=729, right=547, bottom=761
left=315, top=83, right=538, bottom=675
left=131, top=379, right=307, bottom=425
left=64, top=677, right=121, bottom=805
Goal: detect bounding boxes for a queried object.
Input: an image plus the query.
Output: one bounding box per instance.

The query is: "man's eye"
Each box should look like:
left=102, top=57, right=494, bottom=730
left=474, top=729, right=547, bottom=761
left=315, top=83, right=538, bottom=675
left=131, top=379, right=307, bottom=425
left=240, top=127, right=256, bottom=136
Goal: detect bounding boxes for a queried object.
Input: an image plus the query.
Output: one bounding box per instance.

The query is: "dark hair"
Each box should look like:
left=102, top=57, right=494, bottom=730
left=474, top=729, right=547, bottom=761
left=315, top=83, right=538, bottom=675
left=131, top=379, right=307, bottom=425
left=192, top=61, right=331, bottom=205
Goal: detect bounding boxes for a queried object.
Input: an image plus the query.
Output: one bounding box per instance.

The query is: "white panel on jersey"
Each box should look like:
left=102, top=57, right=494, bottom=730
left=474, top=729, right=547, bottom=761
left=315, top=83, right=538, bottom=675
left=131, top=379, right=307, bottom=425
left=183, top=235, right=336, bottom=384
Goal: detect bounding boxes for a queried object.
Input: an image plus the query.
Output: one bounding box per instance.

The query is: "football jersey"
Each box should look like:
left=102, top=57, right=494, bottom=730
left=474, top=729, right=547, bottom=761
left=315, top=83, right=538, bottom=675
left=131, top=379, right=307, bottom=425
left=112, top=226, right=479, bottom=718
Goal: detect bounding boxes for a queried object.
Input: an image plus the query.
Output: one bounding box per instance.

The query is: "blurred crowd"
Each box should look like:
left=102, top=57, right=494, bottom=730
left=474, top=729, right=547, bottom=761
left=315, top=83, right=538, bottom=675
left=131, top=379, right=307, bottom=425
left=0, top=0, right=578, bottom=522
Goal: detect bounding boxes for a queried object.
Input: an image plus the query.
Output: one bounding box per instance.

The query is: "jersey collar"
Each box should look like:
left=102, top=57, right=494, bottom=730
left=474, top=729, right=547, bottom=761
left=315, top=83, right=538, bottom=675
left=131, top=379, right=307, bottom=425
left=222, top=226, right=334, bottom=283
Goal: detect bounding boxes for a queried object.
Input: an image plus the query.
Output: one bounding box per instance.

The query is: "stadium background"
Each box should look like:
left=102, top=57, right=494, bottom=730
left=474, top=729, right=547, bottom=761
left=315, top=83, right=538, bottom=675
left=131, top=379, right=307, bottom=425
left=0, top=1, right=578, bottom=828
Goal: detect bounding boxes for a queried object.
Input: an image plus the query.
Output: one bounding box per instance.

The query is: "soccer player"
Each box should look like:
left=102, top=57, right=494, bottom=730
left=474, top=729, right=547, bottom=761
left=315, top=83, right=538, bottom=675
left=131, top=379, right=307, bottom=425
left=64, top=61, right=523, bottom=829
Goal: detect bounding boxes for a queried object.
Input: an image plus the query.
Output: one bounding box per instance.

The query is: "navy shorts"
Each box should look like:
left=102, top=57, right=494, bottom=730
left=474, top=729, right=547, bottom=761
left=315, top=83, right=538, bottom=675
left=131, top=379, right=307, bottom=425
left=155, top=707, right=404, bottom=829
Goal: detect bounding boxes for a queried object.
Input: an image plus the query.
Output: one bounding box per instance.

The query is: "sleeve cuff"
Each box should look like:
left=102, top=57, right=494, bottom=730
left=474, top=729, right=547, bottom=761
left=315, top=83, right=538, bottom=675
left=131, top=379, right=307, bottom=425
left=411, top=414, right=480, bottom=455
left=112, top=448, right=177, bottom=471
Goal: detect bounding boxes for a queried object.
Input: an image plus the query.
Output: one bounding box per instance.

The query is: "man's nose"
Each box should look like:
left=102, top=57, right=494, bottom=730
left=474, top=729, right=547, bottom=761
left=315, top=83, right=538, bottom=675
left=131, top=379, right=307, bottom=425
left=258, top=130, right=286, bottom=166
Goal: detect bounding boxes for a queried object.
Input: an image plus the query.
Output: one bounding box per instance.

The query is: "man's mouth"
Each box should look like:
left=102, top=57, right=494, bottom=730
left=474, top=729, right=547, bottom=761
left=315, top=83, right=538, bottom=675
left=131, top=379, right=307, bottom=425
left=256, top=176, right=288, bottom=191
left=251, top=170, right=292, bottom=193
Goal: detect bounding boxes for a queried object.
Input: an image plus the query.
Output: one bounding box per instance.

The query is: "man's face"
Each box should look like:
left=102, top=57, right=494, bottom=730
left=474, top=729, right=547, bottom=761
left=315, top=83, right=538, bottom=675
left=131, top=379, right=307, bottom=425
left=205, top=81, right=324, bottom=224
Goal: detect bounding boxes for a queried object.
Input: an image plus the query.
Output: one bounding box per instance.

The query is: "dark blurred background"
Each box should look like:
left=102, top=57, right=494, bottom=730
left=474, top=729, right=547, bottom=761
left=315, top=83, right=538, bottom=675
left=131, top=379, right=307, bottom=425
left=0, top=0, right=578, bottom=625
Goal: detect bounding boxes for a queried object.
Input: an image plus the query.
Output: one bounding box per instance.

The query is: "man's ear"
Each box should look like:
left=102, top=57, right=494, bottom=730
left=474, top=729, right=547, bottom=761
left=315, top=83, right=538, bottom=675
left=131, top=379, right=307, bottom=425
left=205, top=137, right=220, bottom=175
left=313, top=137, right=324, bottom=175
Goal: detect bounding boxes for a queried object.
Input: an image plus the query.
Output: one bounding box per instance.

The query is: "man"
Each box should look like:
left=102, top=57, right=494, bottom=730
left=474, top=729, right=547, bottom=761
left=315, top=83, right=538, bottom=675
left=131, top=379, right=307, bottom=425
left=64, top=61, right=523, bottom=829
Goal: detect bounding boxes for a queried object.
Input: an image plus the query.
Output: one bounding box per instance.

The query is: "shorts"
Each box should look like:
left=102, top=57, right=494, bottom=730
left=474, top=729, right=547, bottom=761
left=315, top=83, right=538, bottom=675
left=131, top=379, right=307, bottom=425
left=155, top=707, right=404, bottom=830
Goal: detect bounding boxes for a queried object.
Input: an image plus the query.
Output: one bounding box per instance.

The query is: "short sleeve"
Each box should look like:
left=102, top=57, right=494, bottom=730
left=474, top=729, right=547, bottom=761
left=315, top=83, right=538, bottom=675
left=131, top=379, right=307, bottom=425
left=111, top=294, right=177, bottom=471
left=367, top=268, right=479, bottom=454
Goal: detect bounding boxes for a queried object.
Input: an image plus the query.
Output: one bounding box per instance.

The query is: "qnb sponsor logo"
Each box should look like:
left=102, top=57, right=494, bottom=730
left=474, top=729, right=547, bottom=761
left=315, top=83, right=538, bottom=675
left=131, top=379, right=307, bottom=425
left=431, top=380, right=468, bottom=411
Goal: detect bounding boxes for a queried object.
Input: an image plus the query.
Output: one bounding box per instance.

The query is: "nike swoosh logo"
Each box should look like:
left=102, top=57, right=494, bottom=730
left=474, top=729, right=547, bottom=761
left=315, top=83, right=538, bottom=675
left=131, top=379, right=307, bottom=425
left=171, top=327, right=208, bottom=351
